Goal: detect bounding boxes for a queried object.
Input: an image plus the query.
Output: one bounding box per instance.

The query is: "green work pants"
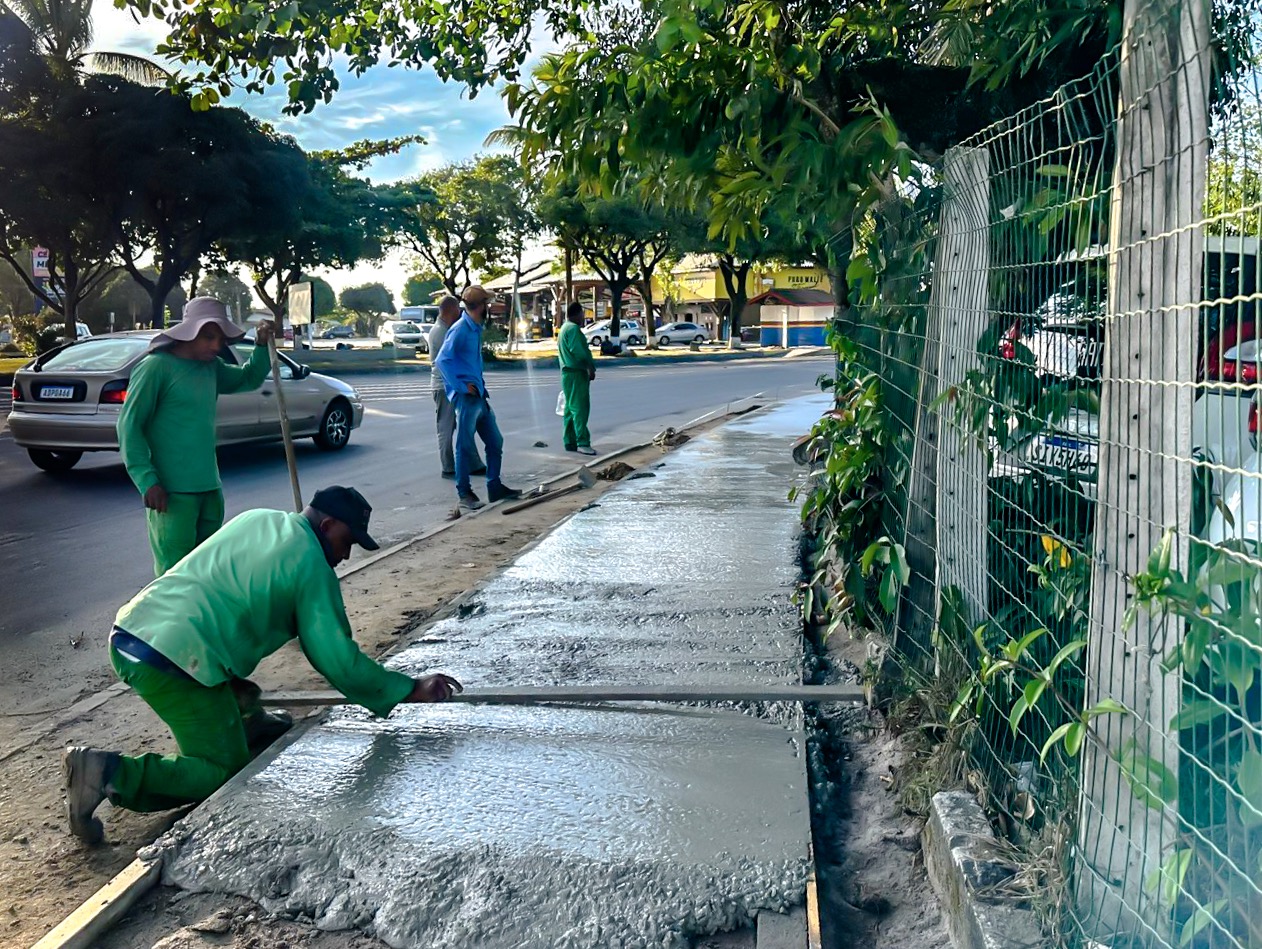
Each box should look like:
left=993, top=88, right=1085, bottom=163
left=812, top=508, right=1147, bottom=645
left=561, top=370, right=592, bottom=450
left=146, top=489, right=225, bottom=576
left=107, top=646, right=250, bottom=813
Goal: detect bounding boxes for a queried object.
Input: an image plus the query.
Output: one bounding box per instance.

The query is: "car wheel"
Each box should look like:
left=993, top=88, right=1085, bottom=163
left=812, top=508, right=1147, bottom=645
left=659, top=336, right=671, bottom=347
left=314, top=399, right=353, bottom=451
left=694, top=334, right=705, bottom=343
left=627, top=335, right=642, bottom=346
left=589, top=335, right=602, bottom=347
left=28, top=448, right=82, bottom=472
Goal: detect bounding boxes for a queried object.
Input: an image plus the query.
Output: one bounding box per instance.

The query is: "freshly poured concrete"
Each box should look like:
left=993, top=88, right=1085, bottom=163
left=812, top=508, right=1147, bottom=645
left=154, top=396, right=833, bottom=949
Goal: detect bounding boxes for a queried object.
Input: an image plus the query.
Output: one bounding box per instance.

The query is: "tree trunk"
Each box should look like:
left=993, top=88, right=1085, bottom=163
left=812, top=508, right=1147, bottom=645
left=640, top=275, right=658, bottom=349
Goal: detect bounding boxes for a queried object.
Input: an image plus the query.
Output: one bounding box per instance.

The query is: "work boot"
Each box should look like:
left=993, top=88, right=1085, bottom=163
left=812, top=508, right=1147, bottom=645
left=243, top=708, right=294, bottom=749
left=459, top=492, right=485, bottom=512
left=487, top=480, right=523, bottom=502
left=62, top=746, right=118, bottom=845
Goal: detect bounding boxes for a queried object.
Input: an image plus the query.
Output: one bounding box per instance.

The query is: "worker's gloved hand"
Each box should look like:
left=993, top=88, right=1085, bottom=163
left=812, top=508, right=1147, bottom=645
left=143, top=484, right=169, bottom=513
left=406, top=674, right=463, bottom=703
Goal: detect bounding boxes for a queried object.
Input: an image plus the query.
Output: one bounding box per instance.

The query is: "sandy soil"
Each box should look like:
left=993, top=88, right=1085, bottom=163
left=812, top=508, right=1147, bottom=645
left=809, top=632, right=950, bottom=949
left=0, top=441, right=677, bottom=949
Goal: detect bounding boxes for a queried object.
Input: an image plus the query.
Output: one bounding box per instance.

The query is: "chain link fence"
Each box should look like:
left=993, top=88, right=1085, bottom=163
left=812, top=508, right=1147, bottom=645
left=818, top=0, right=1262, bottom=944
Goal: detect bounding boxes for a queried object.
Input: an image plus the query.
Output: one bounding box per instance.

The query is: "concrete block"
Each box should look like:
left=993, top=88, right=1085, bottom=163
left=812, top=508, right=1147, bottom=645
left=922, top=791, right=1045, bottom=949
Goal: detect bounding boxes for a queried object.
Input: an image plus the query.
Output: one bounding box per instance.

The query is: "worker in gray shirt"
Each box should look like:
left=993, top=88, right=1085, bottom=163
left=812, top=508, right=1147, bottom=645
left=428, top=295, right=484, bottom=479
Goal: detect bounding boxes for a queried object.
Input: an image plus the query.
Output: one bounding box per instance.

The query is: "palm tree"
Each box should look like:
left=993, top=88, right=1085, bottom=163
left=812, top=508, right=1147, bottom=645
left=1, top=0, right=169, bottom=84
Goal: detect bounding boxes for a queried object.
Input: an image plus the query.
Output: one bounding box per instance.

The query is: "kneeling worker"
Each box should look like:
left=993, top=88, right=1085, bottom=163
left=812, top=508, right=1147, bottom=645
left=62, top=485, right=462, bottom=844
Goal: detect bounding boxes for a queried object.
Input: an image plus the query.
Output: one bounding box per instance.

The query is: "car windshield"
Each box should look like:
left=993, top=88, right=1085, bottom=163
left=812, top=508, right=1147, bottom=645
left=392, top=322, right=416, bottom=331
left=40, top=337, right=148, bottom=372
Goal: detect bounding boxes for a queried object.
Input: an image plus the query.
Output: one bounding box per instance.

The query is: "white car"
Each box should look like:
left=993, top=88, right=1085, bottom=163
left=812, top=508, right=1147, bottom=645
left=583, top=320, right=644, bottom=347
left=378, top=321, right=426, bottom=348
left=655, top=321, right=711, bottom=346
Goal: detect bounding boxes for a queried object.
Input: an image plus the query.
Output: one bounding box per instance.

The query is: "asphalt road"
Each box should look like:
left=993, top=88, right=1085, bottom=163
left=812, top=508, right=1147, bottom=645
left=0, top=354, right=831, bottom=715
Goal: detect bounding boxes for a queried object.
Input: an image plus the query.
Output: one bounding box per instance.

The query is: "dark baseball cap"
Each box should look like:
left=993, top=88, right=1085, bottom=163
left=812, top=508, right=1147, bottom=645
left=310, top=485, right=380, bottom=550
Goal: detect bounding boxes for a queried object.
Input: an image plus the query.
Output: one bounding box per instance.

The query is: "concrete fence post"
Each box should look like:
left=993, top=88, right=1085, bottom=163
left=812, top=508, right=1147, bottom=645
left=931, top=147, right=992, bottom=637
left=1077, top=0, right=1210, bottom=939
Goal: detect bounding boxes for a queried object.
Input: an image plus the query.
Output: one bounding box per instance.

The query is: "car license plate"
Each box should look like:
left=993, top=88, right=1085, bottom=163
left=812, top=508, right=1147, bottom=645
left=1029, top=438, right=1093, bottom=472
left=40, top=385, right=75, bottom=400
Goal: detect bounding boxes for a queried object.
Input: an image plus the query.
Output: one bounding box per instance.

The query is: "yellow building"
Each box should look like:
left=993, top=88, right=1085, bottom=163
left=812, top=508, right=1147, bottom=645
left=650, top=257, right=830, bottom=337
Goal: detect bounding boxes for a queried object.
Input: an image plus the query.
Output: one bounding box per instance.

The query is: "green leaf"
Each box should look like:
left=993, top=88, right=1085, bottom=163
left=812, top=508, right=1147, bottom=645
left=1040, top=723, right=1074, bottom=763
left=1008, top=696, right=1030, bottom=735
left=1146, top=848, right=1192, bottom=907
left=1180, top=900, right=1229, bottom=947
left=1085, top=697, right=1128, bottom=719
left=878, top=564, right=901, bottom=613
left=1047, top=640, right=1087, bottom=675
left=1064, top=721, right=1084, bottom=756
left=1169, top=697, right=1228, bottom=731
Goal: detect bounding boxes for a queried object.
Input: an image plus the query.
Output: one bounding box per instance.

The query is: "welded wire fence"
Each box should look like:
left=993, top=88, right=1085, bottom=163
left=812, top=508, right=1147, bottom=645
left=829, top=0, right=1262, bottom=945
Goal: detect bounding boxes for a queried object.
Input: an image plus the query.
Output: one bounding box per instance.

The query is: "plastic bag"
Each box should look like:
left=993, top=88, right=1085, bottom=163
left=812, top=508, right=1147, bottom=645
left=555, top=390, right=567, bottom=416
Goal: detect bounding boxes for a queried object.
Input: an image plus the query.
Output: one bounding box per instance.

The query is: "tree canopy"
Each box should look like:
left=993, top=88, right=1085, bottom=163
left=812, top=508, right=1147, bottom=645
left=391, top=158, right=514, bottom=295
left=340, top=282, right=394, bottom=318
left=403, top=272, right=445, bottom=306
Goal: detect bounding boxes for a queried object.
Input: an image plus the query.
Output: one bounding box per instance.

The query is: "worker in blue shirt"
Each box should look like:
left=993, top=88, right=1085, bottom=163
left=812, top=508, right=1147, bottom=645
left=433, top=285, right=523, bottom=512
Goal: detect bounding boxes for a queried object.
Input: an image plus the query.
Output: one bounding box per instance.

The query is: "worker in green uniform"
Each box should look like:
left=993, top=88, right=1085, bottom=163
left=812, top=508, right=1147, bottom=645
left=61, top=485, right=463, bottom=845
left=118, top=297, right=274, bottom=576
left=557, top=301, right=598, bottom=456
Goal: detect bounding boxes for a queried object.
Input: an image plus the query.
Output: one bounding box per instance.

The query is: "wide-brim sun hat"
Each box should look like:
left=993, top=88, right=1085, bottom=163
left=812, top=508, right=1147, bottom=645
left=461, top=285, right=495, bottom=306
left=150, top=297, right=247, bottom=349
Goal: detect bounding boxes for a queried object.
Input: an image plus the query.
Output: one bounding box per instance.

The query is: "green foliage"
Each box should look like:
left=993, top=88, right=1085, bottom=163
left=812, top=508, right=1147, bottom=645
left=403, top=272, right=445, bottom=306
left=792, top=338, right=905, bottom=636
left=305, top=276, right=337, bottom=317
left=220, top=147, right=400, bottom=318
left=195, top=269, right=253, bottom=317
left=9, top=310, right=62, bottom=354
left=391, top=156, right=528, bottom=295
left=339, top=282, right=394, bottom=317
left=1122, top=531, right=1262, bottom=946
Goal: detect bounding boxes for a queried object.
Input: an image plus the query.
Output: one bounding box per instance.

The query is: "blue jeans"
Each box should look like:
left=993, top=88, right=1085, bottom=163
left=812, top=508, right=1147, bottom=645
left=454, top=391, right=503, bottom=495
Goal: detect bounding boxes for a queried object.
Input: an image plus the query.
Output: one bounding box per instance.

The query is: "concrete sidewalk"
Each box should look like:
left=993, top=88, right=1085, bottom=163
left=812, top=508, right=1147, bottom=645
left=144, top=395, right=834, bottom=949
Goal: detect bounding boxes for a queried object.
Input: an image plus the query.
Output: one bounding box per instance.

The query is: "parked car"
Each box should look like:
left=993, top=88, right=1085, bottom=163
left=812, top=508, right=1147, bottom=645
left=583, top=320, right=644, bottom=347
left=656, top=322, right=712, bottom=346
left=7, top=331, right=365, bottom=472
left=997, top=293, right=1104, bottom=384
left=320, top=325, right=354, bottom=339
left=378, top=320, right=426, bottom=348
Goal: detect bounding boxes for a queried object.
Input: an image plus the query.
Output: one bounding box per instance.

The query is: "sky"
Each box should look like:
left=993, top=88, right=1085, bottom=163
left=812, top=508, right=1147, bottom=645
left=89, top=1, right=536, bottom=305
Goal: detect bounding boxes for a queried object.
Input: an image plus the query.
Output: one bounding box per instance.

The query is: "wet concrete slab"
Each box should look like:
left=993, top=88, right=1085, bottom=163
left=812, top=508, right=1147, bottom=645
left=150, top=395, right=833, bottom=949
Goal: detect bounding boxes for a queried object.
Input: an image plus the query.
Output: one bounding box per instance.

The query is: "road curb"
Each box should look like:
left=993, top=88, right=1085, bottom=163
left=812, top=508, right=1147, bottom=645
left=922, top=790, right=1044, bottom=949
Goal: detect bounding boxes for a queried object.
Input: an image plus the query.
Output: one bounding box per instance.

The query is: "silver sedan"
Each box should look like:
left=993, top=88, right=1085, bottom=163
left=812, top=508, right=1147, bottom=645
left=8, top=331, right=365, bottom=472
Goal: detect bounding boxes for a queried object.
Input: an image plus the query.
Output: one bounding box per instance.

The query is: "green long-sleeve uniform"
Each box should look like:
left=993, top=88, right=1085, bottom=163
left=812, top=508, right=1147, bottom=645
left=557, top=322, right=595, bottom=450
left=117, top=345, right=270, bottom=574
left=108, top=508, right=415, bottom=812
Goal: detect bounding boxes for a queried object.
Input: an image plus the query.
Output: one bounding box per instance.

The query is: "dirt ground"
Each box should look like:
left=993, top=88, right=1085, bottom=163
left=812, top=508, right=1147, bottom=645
left=808, top=633, right=950, bottom=949
left=0, top=440, right=678, bottom=949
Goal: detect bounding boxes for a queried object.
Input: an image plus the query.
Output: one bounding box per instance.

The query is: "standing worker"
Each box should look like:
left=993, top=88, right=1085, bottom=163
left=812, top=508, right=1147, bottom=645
left=62, top=485, right=463, bottom=845
left=558, top=301, right=598, bottom=456
left=427, top=295, right=485, bottom=480
left=433, top=285, right=523, bottom=512
left=117, top=298, right=274, bottom=576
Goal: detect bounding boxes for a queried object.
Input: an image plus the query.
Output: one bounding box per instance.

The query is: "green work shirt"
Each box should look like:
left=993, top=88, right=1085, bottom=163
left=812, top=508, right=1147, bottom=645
left=114, top=509, right=415, bottom=718
left=557, top=321, right=595, bottom=373
left=117, top=345, right=270, bottom=495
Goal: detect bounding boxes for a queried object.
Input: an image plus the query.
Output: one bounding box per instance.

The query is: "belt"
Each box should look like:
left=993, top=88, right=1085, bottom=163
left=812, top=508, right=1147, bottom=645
left=109, top=627, right=195, bottom=681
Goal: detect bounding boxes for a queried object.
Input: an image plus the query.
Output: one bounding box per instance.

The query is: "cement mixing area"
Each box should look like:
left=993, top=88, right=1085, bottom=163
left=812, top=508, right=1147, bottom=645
left=35, top=397, right=953, bottom=949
